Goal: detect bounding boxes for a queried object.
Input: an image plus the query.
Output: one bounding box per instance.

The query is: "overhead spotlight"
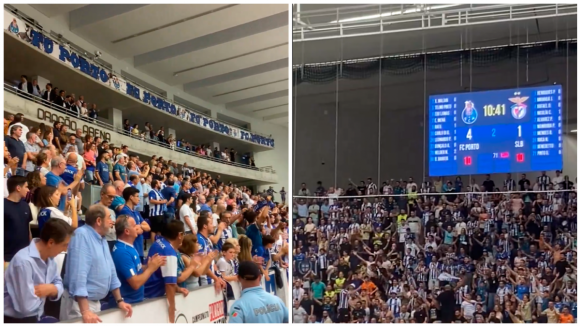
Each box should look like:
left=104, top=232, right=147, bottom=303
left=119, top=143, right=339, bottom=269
left=174, top=73, right=179, bottom=77
left=94, top=50, right=102, bottom=59
left=571, top=129, right=577, bottom=133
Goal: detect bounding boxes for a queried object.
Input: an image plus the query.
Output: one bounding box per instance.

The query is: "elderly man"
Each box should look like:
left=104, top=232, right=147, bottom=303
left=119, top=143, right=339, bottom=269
left=74, top=129, right=85, bottom=155
left=96, top=184, right=119, bottom=251
left=61, top=205, right=133, bottom=322
left=23, top=132, right=40, bottom=174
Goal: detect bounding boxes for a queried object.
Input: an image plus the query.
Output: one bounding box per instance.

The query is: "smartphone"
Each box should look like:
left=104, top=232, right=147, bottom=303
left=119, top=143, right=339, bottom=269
left=67, top=189, right=72, bottom=201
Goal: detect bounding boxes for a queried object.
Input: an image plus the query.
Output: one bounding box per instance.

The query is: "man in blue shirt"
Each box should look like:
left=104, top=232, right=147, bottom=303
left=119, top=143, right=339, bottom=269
left=160, top=180, right=177, bottom=220
left=244, top=208, right=267, bottom=258
left=4, top=219, right=73, bottom=323
left=95, top=152, right=111, bottom=186
left=45, top=156, right=82, bottom=211
left=113, top=156, right=127, bottom=183
left=229, top=261, right=288, bottom=323
left=61, top=204, right=133, bottom=322
left=144, top=220, right=189, bottom=323
left=111, top=215, right=165, bottom=305
left=118, top=187, right=150, bottom=263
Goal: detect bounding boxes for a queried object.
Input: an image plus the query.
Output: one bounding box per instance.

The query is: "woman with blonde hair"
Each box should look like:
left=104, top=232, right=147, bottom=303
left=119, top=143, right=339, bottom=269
left=178, top=233, right=216, bottom=291
left=238, top=235, right=253, bottom=263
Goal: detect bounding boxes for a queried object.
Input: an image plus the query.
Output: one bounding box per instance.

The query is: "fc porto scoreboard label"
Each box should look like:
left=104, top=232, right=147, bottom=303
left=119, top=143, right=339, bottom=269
left=428, top=85, right=563, bottom=177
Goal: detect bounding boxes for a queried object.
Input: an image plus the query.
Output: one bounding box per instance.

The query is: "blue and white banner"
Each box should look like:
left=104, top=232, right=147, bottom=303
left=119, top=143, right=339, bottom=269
left=4, top=9, right=275, bottom=148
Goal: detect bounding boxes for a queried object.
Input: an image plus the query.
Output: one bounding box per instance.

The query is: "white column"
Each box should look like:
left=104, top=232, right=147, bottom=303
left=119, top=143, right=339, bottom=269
left=168, top=128, right=176, bottom=140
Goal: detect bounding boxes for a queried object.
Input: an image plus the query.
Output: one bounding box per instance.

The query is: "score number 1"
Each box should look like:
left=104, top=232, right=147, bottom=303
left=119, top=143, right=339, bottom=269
left=515, top=125, right=523, bottom=147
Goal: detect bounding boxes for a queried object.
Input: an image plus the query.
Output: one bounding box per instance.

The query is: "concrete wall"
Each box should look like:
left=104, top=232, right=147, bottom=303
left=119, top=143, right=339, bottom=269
left=294, top=57, right=577, bottom=191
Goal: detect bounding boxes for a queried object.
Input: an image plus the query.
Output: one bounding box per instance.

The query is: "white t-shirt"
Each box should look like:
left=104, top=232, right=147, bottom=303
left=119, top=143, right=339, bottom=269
left=216, top=257, right=234, bottom=277
left=44, top=207, right=73, bottom=226
left=179, top=204, right=196, bottom=233
left=212, top=213, right=219, bottom=228
left=461, top=300, right=476, bottom=319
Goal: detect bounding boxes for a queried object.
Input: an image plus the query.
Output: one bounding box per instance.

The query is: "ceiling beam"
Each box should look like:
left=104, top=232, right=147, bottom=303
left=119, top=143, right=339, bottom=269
left=226, top=90, right=288, bottom=109
left=262, top=112, right=288, bottom=121
left=69, top=4, right=147, bottom=30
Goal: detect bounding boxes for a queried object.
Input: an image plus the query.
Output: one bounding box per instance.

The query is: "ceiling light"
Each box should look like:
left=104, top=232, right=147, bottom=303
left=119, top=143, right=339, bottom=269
left=330, top=4, right=462, bottom=23
left=571, top=129, right=577, bottom=133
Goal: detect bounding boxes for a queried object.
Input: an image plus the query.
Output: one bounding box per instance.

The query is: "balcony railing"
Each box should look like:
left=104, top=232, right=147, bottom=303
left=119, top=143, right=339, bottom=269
left=4, top=83, right=275, bottom=174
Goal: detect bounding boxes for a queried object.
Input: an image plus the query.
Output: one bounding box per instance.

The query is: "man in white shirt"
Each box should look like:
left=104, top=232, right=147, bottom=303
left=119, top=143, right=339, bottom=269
left=308, top=202, right=320, bottom=222
left=553, top=170, right=564, bottom=189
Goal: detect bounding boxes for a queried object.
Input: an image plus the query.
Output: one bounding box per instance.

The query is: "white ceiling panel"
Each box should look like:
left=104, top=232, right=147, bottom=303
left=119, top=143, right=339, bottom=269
left=180, top=45, right=288, bottom=85
left=194, top=68, right=288, bottom=97
left=229, top=97, right=288, bottom=113
left=138, top=26, right=288, bottom=85
left=112, top=4, right=286, bottom=58
left=207, top=80, right=288, bottom=104
left=30, top=4, right=87, bottom=17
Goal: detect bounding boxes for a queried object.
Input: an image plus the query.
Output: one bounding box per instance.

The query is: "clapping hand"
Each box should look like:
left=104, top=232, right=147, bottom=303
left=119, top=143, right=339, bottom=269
left=147, top=254, right=166, bottom=271
left=252, top=255, right=264, bottom=265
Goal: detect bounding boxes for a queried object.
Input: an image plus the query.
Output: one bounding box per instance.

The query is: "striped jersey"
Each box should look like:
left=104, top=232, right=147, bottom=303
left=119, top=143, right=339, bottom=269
left=148, top=189, right=165, bottom=216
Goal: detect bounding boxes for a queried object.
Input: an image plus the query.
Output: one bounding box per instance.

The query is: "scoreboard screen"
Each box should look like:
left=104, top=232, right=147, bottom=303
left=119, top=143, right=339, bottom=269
left=428, top=85, right=563, bottom=177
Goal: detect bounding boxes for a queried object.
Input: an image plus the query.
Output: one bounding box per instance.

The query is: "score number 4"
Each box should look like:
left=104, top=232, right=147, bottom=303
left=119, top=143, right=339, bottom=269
left=466, top=125, right=521, bottom=140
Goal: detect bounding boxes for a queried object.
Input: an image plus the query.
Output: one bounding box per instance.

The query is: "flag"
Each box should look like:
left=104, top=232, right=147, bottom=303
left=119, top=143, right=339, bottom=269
left=438, top=272, right=460, bottom=282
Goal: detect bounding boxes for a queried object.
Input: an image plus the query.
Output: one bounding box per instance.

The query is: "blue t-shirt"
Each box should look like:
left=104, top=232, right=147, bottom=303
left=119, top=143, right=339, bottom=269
left=45, top=172, right=66, bottom=211
left=114, top=163, right=127, bottom=183
left=160, top=186, right=177, bottom=214
left=118, top=205, right=145, bottom=258
left=515, top=285, right=530, bottom=300
left=111, top=241, right=144, bottom=304
left=246, top=224, right=263, bottom=257
left=198, top=203, right=212, bottom=213
left=96, top=161, right=110, bottom=183
left=60, top=164, right=78, bottom=185
left=144, top=237, right=178, bottom=298
left=37, top=207, right=66, bottom=232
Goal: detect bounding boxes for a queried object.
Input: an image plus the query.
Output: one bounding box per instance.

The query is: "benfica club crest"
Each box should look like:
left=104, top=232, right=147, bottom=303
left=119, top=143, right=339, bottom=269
left=509, top=96, right=529, bottom=119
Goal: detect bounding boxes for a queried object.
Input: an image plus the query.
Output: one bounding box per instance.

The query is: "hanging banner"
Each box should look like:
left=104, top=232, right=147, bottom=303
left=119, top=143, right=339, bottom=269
left=4, top=9, right=275, bottom=148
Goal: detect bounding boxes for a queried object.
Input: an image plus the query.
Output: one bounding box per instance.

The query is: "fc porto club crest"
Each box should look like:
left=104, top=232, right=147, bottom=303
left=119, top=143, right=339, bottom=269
left=509, top=95, right=529, bottom=119
left=461, top=100, right=478, bottom=124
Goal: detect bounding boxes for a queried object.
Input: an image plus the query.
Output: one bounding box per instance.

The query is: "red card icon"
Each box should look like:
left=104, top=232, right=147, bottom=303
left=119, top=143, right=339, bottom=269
left=516, top=153, right=524, bottom=162
left=464, top=156, right=472, bottom=165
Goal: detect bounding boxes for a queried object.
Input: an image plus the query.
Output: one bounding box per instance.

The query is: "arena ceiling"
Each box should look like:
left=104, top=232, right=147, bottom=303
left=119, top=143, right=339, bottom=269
left=292, top=4, right=577, bottom=64
left=30, top=4, right=289, bottom=126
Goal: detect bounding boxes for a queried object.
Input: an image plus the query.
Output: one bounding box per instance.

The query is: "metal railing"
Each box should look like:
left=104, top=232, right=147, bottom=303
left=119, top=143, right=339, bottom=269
left=4, top=83, right=276, bottom=174
left=4, top=5, right=273, bottom=141
left=293, top=3, right=577, bottom=42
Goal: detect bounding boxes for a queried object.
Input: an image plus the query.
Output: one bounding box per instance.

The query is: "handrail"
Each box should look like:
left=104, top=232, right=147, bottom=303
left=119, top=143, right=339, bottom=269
left=4, top=83, right=275, bottom=173
left=4, top=5, right=273, bottom=140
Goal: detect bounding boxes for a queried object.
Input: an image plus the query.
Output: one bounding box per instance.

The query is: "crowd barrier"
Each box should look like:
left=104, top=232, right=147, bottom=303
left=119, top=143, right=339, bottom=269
left=62, top=269, right=288, bottom=323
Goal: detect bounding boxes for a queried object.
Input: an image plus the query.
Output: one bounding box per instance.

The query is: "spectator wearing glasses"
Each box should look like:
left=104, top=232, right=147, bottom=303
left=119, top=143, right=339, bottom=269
left=4, top=219, right=74, bottom=323
left=60, top=205, right=133, bottom=323
left=96, top=185, right=118, bottom=252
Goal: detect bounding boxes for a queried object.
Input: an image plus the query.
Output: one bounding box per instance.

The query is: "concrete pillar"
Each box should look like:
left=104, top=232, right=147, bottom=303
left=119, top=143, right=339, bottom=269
left=100, top=108, right=123, bottom=130
left=212, top=141, right=220, bottom=151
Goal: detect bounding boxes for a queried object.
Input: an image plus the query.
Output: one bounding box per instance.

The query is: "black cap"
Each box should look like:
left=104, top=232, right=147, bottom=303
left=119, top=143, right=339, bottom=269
left=238, top=261, right=261, bottom=281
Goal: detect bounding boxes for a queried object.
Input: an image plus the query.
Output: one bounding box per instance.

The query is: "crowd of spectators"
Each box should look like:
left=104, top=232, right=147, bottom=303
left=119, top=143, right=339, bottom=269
left=4, top=108, right=289, bottom=323
left=292, top=172, right=577, bottom=323
left=13, top=75, right=259, bottom=169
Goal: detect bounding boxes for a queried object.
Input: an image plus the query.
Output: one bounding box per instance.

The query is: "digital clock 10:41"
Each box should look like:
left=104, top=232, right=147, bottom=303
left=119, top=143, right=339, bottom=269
left=483, top=104, right=506, bottom=117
